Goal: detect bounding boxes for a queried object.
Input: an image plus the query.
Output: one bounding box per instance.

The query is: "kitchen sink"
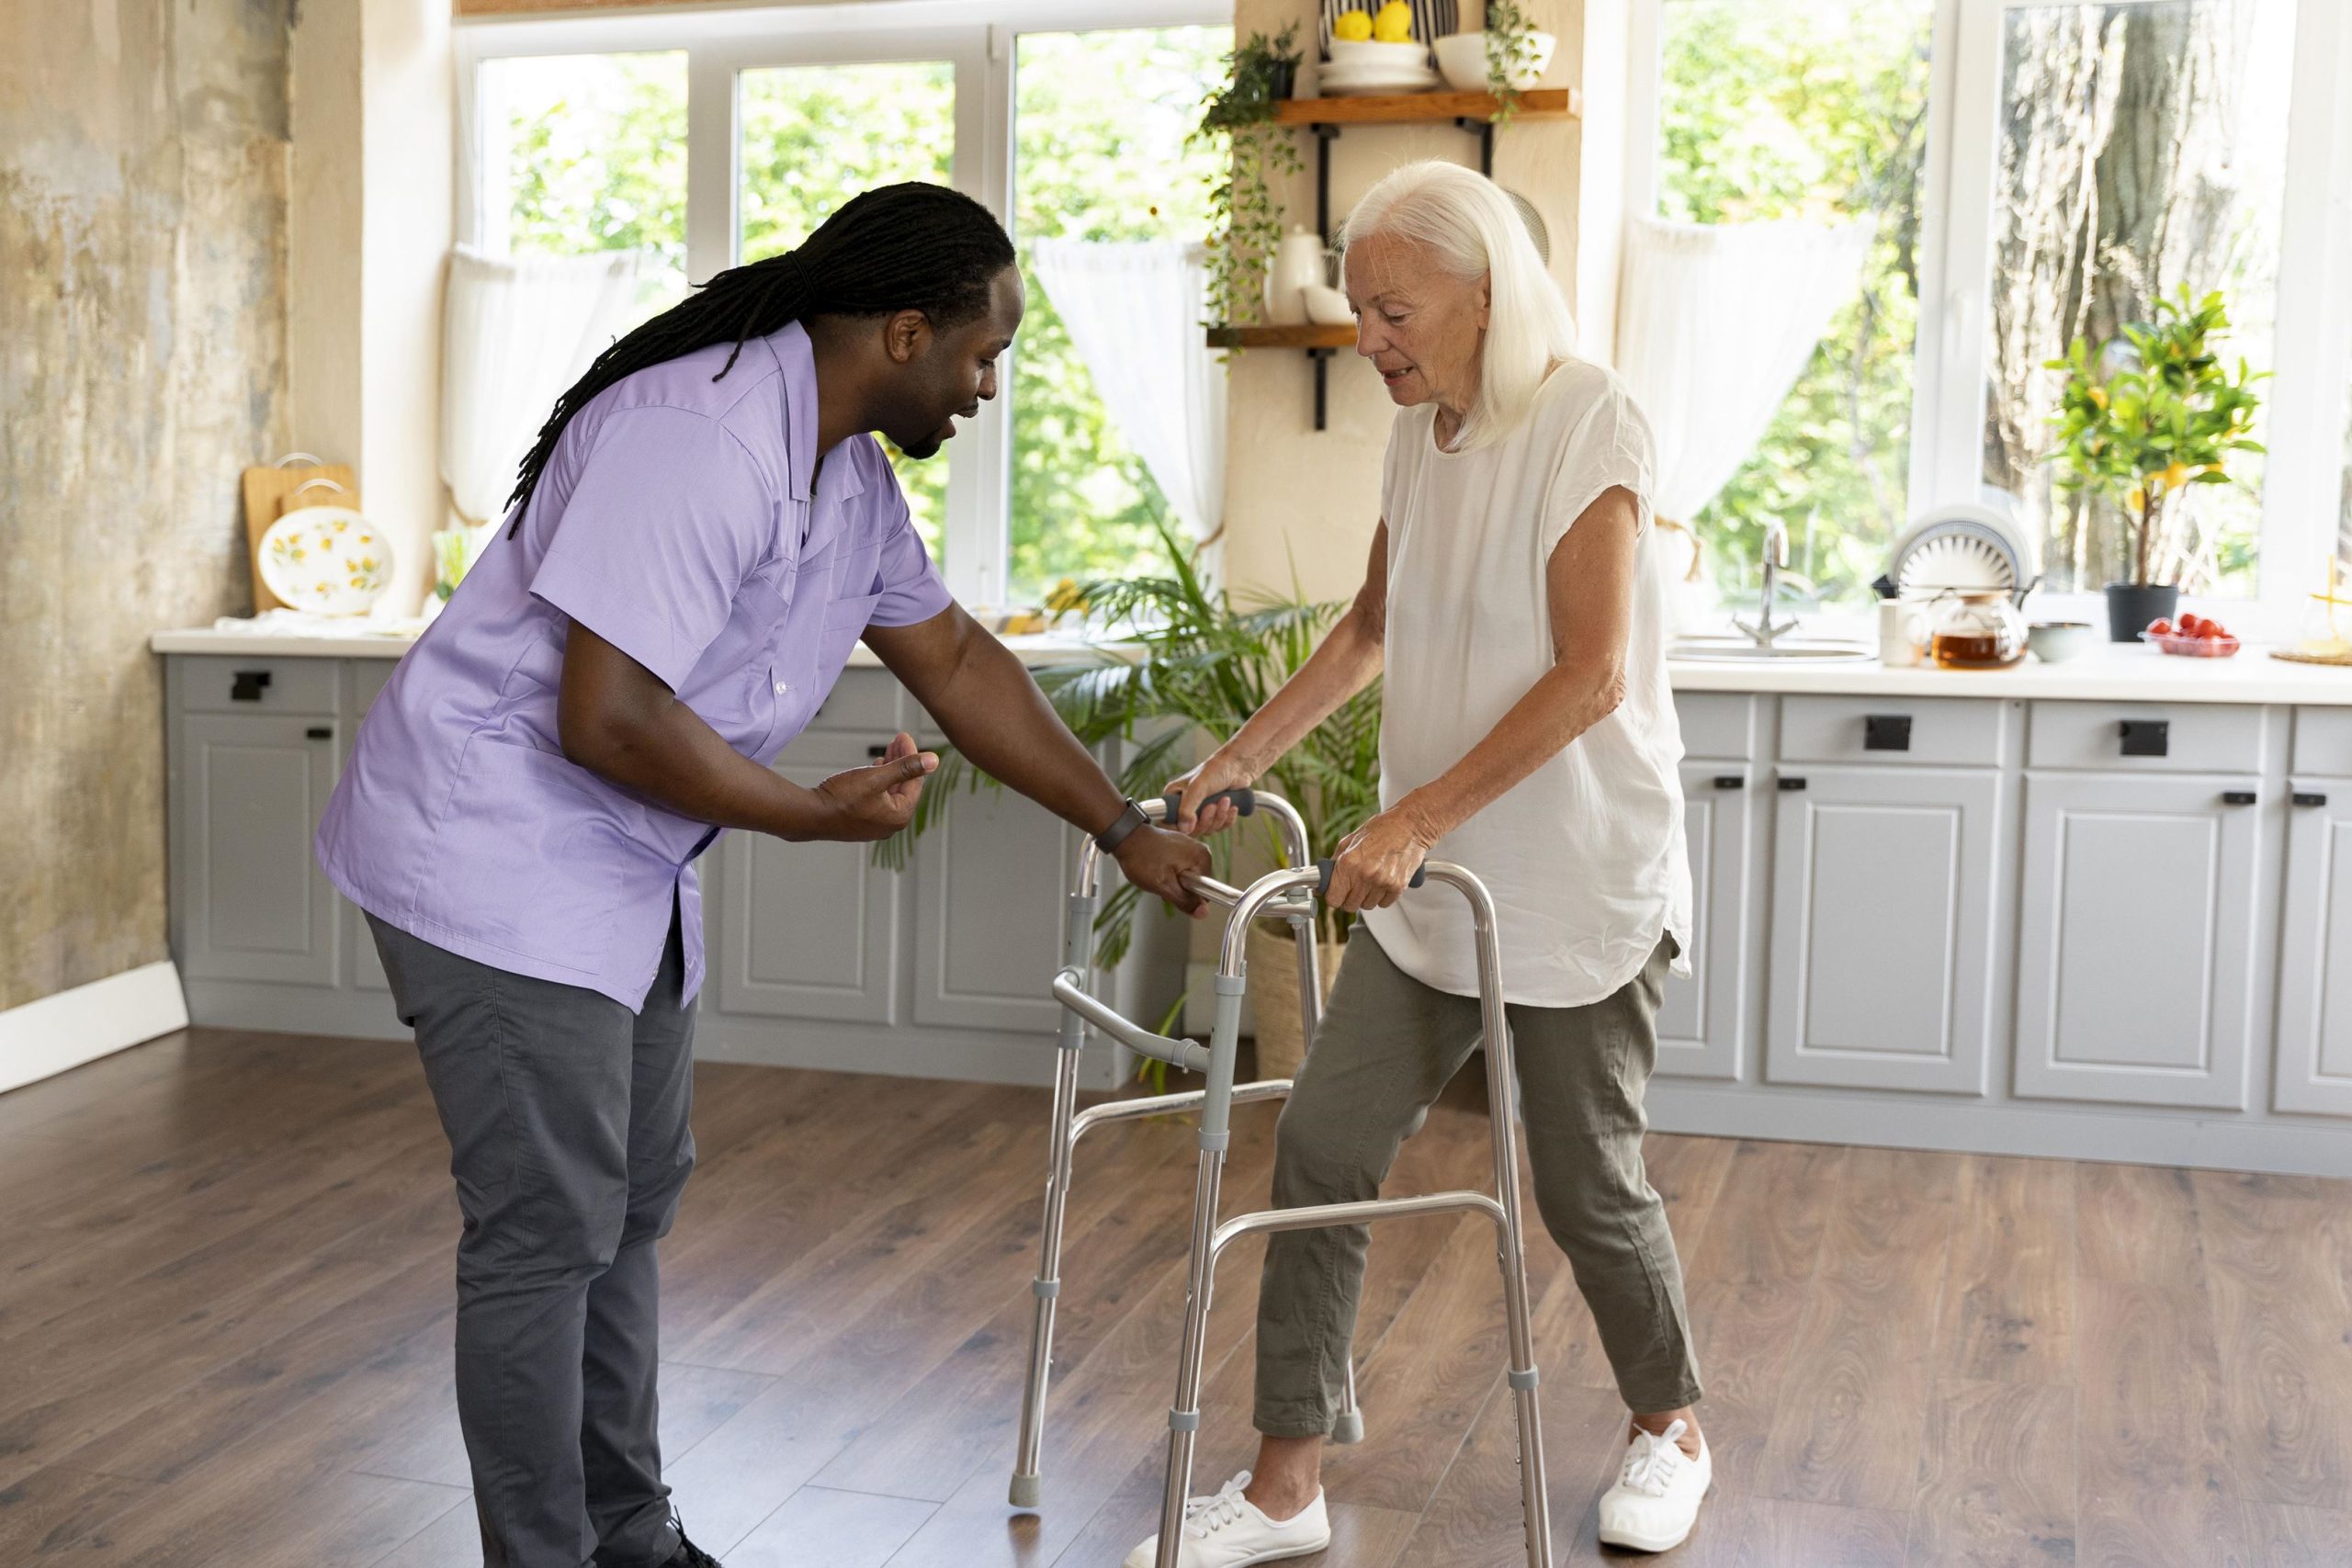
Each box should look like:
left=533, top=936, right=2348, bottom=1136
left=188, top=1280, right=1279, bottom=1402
left=1668, top=634, right=1876, bottom=663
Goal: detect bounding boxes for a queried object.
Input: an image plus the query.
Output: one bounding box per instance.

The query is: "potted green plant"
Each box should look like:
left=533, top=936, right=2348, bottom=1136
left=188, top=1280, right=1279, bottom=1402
left=1479, top=0, right=1551, bottom=125
left=1192, top=25, right=1306, bottom=330
left=883, top=515, right=1382, bottom=1082
left=2043, top=286, right=2267, bottom=641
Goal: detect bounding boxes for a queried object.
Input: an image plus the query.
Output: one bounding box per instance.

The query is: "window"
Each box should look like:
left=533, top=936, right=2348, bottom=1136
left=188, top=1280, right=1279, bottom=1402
left=1634, top=0, right=2352, bottom=624
left=478, top=50, right=687, bottom=311
left=1010, top=26, right=1230, bottom=599
left=1654, top=0, right=1934, bottom=604
left=740, top=61, right=957, bottom=558
left=458, top=4, right=1229, bottom=612
left=1983, top=0, right=2292, bottom=595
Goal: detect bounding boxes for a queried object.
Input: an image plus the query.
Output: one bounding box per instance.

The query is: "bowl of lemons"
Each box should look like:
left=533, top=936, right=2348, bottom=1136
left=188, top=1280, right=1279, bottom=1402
left=1326, top=4, right=1437, bottom=93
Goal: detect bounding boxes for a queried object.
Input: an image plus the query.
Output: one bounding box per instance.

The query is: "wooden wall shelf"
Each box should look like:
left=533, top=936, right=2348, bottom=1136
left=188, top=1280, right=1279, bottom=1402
left=1272, top=86, right=1580, bottom=129
left=1205, top=325, right=1356, bottom=351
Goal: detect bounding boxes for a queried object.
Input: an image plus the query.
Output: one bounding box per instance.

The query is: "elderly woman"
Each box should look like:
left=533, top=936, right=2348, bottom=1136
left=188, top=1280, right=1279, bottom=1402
left=1131, top=161, right=1706, bottom=1567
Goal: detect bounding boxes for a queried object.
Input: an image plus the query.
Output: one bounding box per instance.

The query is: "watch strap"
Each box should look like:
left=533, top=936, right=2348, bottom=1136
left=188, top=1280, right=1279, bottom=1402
left=1092, top=798, right=1150, bottom=853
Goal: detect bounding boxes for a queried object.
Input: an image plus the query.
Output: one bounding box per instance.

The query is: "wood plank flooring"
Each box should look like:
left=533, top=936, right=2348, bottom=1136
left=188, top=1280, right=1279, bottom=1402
left=2, top=1028, right=2347, bottom=1566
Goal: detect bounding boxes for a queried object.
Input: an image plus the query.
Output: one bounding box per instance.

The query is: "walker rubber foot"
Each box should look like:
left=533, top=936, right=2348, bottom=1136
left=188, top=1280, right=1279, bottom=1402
left=1009, top=1473, right=1042, bottom=1509
left=1332, top=1410, right=1365, bottom=1445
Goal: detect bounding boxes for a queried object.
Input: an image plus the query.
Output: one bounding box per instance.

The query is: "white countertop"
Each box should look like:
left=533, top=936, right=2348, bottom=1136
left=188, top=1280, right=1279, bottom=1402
left=151, top=624, right=2352, bottom=705
left=149, top=623, right=1119, bottom=669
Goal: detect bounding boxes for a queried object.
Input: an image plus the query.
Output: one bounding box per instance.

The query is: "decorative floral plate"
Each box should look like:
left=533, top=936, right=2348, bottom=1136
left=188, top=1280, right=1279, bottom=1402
left=259, top=505, right=393, bottom=615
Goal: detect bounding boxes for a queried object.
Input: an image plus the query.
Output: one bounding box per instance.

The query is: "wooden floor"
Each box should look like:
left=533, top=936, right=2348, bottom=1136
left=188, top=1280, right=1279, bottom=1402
left=3, top=1032, right=2350, bottom=1568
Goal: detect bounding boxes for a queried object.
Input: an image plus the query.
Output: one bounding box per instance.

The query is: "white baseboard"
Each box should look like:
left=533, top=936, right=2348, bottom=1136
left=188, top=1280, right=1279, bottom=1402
left=0, top=960, right=190, bottom=1095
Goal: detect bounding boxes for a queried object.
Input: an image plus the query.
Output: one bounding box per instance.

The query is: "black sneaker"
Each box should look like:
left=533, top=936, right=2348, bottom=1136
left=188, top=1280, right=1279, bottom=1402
left=660, top=1526, right=722, bottom=1568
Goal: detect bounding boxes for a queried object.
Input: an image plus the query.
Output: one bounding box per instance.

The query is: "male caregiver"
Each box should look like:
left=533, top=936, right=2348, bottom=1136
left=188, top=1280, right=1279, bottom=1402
left=317, top=182, right=1210, bottom=1568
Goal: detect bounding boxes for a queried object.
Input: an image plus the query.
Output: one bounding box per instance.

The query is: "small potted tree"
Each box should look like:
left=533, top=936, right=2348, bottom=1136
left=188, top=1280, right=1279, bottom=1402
left=2043, top=287, right=2267, bottom=641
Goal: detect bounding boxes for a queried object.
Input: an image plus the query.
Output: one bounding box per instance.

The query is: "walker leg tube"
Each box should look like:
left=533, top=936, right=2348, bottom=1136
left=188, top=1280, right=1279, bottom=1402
left=1011, top=890, right=1096, bottom=1508
left=1155, top=978, right=1246, bottom=1568
left=1333, top=1359, right=1365, bottom=1445
left=1477, top=1027, right=1554, bottom=1562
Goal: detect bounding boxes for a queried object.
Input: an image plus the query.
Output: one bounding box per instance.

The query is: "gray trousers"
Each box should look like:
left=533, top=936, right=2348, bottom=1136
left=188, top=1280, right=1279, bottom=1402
left=1255, top=929, right=1702, bottom=1436
left=368, top=908, right=695, bottom=1568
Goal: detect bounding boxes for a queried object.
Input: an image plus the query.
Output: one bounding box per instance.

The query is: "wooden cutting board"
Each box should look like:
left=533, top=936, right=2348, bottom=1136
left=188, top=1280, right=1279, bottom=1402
left=240, top=457, right=360, bottom=612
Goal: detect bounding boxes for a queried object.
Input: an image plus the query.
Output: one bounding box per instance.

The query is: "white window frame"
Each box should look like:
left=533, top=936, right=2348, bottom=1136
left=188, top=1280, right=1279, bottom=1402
left=454, top=0, right=1228, bottom=611
left=1625, top=0, right=2352, bottom=635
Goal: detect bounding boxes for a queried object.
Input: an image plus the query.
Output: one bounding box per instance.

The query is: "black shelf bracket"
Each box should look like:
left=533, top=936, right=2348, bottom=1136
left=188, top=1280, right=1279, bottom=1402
left=1306, top=347, right=1335, bottom=430
left=1452, top=116, right=1498, bottom=176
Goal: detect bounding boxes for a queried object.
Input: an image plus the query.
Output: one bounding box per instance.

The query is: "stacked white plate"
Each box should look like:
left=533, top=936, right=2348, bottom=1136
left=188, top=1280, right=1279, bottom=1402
left=1320, top=39, right=1439, bottom=96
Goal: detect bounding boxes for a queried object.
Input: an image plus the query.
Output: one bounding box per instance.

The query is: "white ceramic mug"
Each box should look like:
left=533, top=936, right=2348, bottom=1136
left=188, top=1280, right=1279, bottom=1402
left=1879, top=598, right=1928, bottom=667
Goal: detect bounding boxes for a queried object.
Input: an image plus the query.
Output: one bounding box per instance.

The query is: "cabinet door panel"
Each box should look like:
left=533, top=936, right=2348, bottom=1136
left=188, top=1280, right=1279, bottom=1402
left=180, top=715, right=338, bottom=984
left=1765, top=766, right=2001, bottom=1095
left=713, top=741, right=899, bottom=1023
left=2273, top=781, right=2352, bottom=1117
left=1658, top=763, right=1748, bottom=1080
left=911, top=776, right=1074, bottom=1033
left=2014, top=773, right=2260, bottom=1109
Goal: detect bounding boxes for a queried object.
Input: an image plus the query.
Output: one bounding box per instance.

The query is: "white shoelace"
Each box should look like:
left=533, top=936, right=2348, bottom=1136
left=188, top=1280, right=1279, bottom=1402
left=1183, top=1472, right=1254, bottom=1540
left=1619, top=1420, right=1691, bottom=1496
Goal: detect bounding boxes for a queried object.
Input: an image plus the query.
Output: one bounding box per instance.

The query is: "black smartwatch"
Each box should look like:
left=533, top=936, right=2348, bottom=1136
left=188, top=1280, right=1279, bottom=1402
left=1092, top=797, right=1150, bottom=853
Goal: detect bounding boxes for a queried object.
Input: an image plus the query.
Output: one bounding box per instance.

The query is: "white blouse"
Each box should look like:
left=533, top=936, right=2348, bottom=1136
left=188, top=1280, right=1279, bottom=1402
left=1360, top=358, right=1693, bottom=1009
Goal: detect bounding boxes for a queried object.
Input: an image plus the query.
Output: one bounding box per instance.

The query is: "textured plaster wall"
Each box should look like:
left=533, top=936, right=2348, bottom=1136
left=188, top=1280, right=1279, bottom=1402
left=0, top=0, right=292, bottom=1011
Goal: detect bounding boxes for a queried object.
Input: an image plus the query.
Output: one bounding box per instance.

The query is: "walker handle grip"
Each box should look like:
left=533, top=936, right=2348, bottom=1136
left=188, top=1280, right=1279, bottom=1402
left=1161, top=786, right=1256, bottom=824
left=1314, top=858, right=1428, bottom=896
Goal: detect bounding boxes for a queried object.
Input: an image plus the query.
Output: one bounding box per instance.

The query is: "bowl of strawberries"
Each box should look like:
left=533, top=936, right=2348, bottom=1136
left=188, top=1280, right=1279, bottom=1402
left=2143, top=612, right=2240, bottom=658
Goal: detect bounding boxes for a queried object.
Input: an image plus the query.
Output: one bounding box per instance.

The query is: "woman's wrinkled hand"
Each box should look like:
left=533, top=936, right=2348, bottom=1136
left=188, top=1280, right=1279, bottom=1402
left=1323, top=805, right=1438, bottom=912
left=1163, top=748, right=1259, bottom=837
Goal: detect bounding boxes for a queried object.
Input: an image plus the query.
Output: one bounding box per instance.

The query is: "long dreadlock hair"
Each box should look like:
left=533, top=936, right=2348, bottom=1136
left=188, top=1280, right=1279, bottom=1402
left=504, top=181, right=1015, bottom=535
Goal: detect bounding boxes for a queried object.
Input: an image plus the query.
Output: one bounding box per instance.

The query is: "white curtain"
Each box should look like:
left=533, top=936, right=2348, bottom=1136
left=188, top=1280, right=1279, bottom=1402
left=1612, top=216, right=1875, bottom=522
left=1028, top=239, right=1227, bottom=546
left=441, top=244, right=650, bottom=527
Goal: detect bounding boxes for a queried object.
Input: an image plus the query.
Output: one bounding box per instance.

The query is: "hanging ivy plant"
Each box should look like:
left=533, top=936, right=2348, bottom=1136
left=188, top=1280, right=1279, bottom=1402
left=1483, top=0, right=1537, bottom=127
left=1191, top=24, right=1306, bottom=329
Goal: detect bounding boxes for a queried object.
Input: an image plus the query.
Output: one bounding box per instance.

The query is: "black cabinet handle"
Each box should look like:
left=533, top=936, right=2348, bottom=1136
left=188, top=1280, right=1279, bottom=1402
left=2294, top=791, right=2329, bottom=807
left=231, top=670, right=272, bottom=703
left=2222, top=790, right=2257, bottom=806
left=1713, top=774, right=1745, bottom=791
left=305, top=727, right=333, bottom=741
left=868, top=744, right=888, bottom=760
left=1778, top=776, right=1807, bottom=792
left=2119, top=718, right=2169, bottom=758
left=1863, top=714, right=1913, bottom=752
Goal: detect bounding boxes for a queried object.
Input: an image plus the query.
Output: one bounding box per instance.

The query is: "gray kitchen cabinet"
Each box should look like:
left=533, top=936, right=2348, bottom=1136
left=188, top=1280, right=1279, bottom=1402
left=2013, top=772, right=2263, bottom=1111
left=2271, top=779, right=2352, bottom=1117
left=1657, top=759, right=1751, bottom=1080
left=712, top=734, right=902, bottom=1024
left=909, top=763, right=1080, bottom=1034
left=175, top=712, right=341, bottom=986
left=1764, top=763, right=2003, bottom=1096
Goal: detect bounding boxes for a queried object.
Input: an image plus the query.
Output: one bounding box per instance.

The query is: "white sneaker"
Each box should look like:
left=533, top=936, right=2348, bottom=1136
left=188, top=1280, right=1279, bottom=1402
left=1596, top=1419, right=1713, bottom=1552
left=1122, top=1472, right=1332, bottom=1568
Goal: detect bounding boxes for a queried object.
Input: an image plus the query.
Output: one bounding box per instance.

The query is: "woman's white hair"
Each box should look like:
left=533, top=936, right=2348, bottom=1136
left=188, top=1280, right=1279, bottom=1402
left=1340, top=160, right=1577, bottom=450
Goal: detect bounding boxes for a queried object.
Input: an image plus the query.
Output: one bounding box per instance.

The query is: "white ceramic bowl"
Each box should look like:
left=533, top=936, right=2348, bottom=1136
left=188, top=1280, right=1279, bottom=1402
left=258, top=505, right=393, bottom=615
left=1433, top=29, right=1556, bottom=92
left=1302, top=283, right=1354, bottom=325
left=2028, top=620, right=2097, bottom=663
left=1327, top=39, right=1430, bottom=71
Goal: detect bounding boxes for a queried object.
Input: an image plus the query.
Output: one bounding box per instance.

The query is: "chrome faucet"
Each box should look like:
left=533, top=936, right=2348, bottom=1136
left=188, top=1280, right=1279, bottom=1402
left=1734, top=516, right=1804, bottom=648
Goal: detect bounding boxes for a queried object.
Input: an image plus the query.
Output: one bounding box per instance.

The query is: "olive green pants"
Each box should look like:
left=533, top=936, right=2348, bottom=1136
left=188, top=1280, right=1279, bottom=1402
left=1253, top=929, right=1702, bottom=1436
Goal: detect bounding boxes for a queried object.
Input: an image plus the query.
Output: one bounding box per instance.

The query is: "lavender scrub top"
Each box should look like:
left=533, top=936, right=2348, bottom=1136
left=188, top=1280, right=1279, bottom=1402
left=315, top=321, right=952, bottom=1011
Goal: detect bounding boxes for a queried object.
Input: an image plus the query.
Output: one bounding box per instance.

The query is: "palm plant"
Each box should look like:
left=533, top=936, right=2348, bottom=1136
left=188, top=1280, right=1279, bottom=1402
left=878, top=514, right=1383, bottom=969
